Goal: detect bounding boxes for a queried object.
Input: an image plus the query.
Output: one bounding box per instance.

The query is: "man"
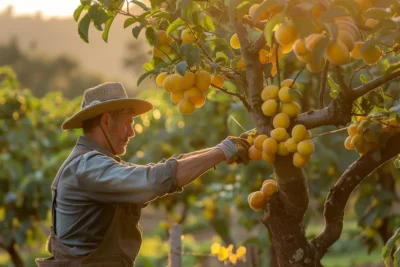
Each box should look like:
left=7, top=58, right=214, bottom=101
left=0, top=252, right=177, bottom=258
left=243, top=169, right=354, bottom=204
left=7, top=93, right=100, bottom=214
left=35, top=82, right=250, bottom=267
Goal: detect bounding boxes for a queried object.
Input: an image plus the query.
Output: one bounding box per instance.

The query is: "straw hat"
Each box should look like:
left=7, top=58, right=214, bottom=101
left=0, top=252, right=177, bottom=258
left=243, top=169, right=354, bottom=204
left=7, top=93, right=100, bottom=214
left=61, top=82, right=153, bottom=130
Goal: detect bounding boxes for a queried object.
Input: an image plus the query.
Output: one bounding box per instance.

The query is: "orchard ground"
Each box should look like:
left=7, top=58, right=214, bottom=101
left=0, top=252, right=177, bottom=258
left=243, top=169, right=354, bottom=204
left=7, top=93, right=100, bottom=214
left=1, top=201, right=397, bottom=267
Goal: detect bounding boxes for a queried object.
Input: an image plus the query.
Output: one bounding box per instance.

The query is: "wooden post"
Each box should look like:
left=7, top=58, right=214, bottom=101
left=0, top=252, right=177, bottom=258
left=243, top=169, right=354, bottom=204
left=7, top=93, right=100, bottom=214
left=169, top=224, right=182, bottom=267
left=246, top=244, right=261, bottom=267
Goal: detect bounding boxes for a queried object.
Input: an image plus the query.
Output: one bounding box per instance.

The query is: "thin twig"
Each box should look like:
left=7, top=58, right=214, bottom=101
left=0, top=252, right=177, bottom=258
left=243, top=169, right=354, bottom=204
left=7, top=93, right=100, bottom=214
left=319, top=61, right=330, bottom=109
left=291, top=67, right=305, bottom=88
left=349, top=64, right=367, bottom=89
left=184, top=19, right=213, bottom=62
left=211, top=83, right=250, bottom=109
left=275, top=43, right=281, bottom=87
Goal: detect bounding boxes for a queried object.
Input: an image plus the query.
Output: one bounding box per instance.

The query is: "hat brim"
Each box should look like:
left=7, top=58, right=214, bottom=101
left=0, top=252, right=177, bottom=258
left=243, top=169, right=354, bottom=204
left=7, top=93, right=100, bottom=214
left=61, top=98, right=153, bottom=130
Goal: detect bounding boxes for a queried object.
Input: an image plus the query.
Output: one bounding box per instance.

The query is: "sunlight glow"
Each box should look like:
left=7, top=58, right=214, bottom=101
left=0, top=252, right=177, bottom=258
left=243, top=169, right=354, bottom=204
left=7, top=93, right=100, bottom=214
left=0, top=0, right=81, bottom=18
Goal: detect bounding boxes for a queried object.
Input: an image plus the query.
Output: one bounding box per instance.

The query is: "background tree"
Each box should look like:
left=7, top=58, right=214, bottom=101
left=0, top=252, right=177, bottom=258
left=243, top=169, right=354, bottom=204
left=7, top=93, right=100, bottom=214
left=0, top=67, right=81, bottom=267
left=0, top=38, right=105, bottom=98
left=72, top=0, right=400, bottom=266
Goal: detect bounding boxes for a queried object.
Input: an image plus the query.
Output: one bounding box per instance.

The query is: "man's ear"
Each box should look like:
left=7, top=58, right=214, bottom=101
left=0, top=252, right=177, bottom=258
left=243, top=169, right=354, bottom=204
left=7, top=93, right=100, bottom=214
left=100, top=113, right=112, bottom=128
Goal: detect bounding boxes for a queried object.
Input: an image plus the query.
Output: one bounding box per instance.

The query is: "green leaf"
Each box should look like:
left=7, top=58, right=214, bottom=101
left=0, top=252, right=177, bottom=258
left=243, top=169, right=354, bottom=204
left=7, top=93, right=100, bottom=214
left=166, top=18, right=185, bottom=35
left=181, top=0, right=192, bottom=11
left=325, top=23, right=339, bottom=42
left=145, top=27, right=158, bottom=46
left=93, top=8, right=109, bottom=31
left=372, top=18, right=396, bottom=34
left=209, top=62, right=221, bottom=74
left=331, top=0, right=359, bottom=19
left=143, top=63, right=154, bottom=71
left=78, top=13, right=91, bottom=43
left=311, top=37, right=329, bottom=67
left=137, top=71, right=154, bottom=86
left=73, top=5, right=85, bottom=22
left=384, top=62, right=400, bottom=78
left=264, top=13, right=285, bottom=46
left=216, top=52, right=229, bottom=64
left=130, top=0, right=149, bottom=11
left=394, top=247, right=400, bottom=267
left=132, top=25, right=143, bottom=39
left=321, top=6, right=348, bottom=24
left=394, top=159, right=400, bottom=169
left=187, top=48, right=200, bottom=67
left=364, top=8, right=390, bottom=20
left=88, top=4, right=99, bottom=18
left=289, top=7, right=315, bottom=38
left=124, top=17, right=138, bottom=28
left=176, top=61, right=188, bottom=76
left=360, top=75, right=369, bottom=83
left=203, top=16, right=215, bottom=32
left=382, top=228, right=400, bottom=266
left=181, top=0, right=193, bottom=22
left=329, top=89, right=340, bottom=99
left=81, top=0, right=91, bottom=4
left=328, top=75, right=341, bottom=91
left=102, top=15, right=115, bottom=42
left=360, top=39, right=379, bottom=54
left=289, top=89, right=302, bottom=98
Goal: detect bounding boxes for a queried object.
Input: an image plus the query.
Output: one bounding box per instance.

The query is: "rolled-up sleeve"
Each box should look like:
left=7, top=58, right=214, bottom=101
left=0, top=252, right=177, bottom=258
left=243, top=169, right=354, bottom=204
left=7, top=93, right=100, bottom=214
left=76, top=151, right=183, bottom=204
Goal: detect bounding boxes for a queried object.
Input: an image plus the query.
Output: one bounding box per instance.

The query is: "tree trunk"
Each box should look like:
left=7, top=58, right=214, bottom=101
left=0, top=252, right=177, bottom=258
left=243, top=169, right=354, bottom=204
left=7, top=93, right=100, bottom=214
left=269, top=234, right=279, bottom=267
left=5, top=241, right=24, bottom=267
left=262, top=156, right=317, bottom=267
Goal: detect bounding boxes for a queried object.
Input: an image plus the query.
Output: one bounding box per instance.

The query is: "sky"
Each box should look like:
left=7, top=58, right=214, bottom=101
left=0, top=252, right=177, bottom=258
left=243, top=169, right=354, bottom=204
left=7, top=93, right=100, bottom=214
left=0, top=0, right=81, bottom=18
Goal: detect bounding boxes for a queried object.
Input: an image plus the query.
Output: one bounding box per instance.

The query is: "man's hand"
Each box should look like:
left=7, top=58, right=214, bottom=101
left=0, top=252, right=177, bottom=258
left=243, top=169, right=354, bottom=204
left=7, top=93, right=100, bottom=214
left=216, top=136, right=251, bottom=165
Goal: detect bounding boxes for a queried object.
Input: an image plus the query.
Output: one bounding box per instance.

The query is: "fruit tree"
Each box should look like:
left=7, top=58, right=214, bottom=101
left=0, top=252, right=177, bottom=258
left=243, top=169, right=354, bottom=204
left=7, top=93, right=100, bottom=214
left=74, top=0, right=400, bottom=265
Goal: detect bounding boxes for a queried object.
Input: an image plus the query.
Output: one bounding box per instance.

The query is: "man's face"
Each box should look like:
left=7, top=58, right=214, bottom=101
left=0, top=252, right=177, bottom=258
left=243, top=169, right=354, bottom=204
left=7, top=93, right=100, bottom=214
left=107, top=111, right=135, bottom=156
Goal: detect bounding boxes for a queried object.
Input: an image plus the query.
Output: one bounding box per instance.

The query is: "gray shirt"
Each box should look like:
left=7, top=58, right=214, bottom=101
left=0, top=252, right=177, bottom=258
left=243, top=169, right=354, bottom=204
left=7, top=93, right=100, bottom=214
left=55, top=136, right=181, bottom=256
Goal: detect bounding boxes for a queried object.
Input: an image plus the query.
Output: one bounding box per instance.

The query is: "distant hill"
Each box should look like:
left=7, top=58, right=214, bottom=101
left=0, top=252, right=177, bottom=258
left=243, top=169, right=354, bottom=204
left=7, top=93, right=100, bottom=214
left=0, top=6, right=153, bottom=94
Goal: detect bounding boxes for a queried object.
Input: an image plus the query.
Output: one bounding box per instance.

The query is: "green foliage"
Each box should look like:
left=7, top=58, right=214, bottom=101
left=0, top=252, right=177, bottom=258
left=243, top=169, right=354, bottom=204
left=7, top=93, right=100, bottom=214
left=382, top=228, right=400, bottom=266
left=0, top=67, right=81, bottom=250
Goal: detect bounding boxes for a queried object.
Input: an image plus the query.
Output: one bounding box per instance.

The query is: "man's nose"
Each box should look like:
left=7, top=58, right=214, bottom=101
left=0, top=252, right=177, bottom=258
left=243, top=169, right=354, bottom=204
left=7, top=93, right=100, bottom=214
left=127, top=125, right=135, bottom=138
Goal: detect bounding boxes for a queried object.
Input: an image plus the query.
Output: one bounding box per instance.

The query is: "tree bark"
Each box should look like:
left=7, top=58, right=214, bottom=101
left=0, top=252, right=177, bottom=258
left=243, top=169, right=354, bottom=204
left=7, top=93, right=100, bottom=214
left=376, top=163, right=397, bottom=243
left=4, top=241, right=24, bottom=267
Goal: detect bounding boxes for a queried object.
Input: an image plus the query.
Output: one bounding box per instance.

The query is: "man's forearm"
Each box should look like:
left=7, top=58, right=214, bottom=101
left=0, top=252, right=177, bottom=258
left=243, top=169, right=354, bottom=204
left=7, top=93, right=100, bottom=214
left=177, top=147, right=215, bottom=159
left=175, top=148, right=226, bottom=188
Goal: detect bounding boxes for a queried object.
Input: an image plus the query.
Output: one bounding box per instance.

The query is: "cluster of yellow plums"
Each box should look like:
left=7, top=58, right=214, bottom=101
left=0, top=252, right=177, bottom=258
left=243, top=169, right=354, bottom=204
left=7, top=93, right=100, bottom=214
left=152, top=28, right=198, bottom=58
left=235, top=0, right=386, bottom=73
left=247, top=179, right=278, bottom=211
left=248, top=122, right=314, bottom=168
left=277, top=14, right=382, bottom=72
left=261, top=79, right=301, bottom=118
left=211, top=242, right=246, bottom=264
left=155, top=70, right=225, bottom=114
left=344, top=117, right=400, bottom=156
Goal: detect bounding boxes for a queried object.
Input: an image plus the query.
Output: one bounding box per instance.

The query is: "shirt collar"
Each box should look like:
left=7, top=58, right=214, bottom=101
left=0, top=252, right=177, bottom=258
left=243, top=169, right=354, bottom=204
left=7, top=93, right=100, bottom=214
left=76, top=136, right=121, bottom=162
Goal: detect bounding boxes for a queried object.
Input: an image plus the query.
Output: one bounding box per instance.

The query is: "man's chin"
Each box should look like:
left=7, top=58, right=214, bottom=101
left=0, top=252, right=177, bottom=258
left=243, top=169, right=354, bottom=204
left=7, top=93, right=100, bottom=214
left=116, top=148, right=127, bottom=156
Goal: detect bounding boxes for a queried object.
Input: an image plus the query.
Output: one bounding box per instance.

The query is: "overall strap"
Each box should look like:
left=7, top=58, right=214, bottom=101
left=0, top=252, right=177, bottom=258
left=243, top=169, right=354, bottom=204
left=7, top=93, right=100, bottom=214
left=50, top=145, right=92, bottom=235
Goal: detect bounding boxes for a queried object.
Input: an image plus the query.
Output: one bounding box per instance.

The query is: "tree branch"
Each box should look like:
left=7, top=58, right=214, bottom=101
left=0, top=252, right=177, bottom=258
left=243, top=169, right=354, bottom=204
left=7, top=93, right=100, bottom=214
left=319, top=61, right=330, bottom=109
left=311, top=133, right=400, bottom=262
left=335, top=65, right=352, bottom=99
left=252, top=33, right=267, bottom=53
left=352, top=70, right=400, bottom=99
left=229, top=7, right=268, bottom=133
left=294, top=70, right=400, bottom=130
